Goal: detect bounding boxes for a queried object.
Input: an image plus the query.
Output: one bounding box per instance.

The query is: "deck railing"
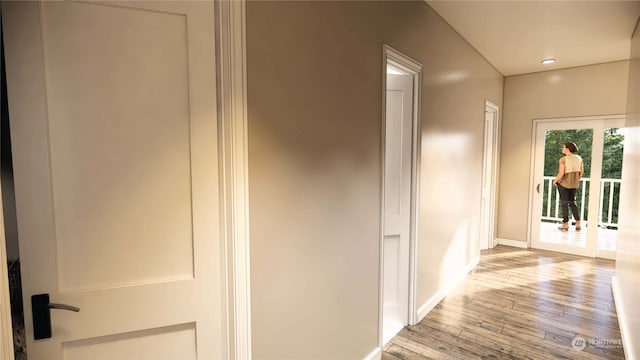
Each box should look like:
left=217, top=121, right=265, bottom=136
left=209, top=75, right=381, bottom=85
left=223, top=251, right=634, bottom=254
left=541, top=176, right=621, bottom=229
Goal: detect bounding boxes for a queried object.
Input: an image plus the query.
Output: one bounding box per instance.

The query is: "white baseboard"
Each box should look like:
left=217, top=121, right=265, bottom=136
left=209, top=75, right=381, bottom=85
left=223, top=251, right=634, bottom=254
left=415, top=256, right=480, bottom=323
left=496, top=238, right=529, bottom=248
left=612, top=276, right=635, bottom=360
left=363, top=346, right=382, bottom=360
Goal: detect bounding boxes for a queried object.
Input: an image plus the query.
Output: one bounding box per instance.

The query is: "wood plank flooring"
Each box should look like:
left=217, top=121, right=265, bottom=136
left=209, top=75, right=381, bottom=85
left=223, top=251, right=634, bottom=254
left=383, top=246, right=625, bottom=360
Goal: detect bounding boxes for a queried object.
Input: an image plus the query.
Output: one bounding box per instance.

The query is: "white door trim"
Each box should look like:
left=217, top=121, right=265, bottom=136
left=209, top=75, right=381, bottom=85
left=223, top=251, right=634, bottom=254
left=216, top=1, right=252, bottom=359
left=379, top=45, right=422, bottom=348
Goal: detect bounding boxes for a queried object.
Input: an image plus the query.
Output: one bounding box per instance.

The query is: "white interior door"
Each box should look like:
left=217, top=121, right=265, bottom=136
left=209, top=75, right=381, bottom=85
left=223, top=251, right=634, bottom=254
left=479, top=101, right=499, bottom=250
left=382, top=73, right=413, bottom=345
left=2, top=2, right=224, bottom=359
left=530, top=116, right=625, bottom=258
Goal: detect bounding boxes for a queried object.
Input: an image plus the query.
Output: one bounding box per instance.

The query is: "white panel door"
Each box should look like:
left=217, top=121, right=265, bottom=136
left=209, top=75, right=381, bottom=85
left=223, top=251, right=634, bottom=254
left=479, top=103, right=498, bottom=250
left=382, top=74, right=413, bottom=345
left=2, top=1, right=223, bottom=358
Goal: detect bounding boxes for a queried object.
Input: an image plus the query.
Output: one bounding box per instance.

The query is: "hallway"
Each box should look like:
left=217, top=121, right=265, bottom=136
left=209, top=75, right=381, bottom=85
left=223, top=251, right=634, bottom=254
left=384, top=246, right=625, bottom=360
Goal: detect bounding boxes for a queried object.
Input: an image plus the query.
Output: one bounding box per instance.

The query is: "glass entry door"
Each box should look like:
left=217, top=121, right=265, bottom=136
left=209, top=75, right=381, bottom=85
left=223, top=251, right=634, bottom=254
left=530, top=116, right=625, bottom=258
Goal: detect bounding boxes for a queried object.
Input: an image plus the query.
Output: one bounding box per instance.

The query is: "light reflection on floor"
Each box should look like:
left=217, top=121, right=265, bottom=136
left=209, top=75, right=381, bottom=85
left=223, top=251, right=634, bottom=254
left=539, top=221, right=617, bottom=251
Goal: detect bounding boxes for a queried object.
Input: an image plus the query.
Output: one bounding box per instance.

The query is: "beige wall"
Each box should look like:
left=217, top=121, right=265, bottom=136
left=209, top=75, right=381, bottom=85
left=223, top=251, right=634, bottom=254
left=615, top=20, right=640, bottom=360
left=246, top=1, right=502, bottom=358
left=499, top=62, right=629, bottom=242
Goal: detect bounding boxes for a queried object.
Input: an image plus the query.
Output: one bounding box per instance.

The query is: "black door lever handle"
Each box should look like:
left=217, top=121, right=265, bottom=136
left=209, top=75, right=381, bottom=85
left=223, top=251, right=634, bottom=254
left=32, top=293, right=80, bottom=340
left=48, top=302, right=80, bottom=313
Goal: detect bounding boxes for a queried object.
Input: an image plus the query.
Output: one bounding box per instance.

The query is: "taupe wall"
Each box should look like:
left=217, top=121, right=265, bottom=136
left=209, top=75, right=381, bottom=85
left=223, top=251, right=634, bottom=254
left=615, top=20, right=640, bottom=359
left=246, top=1, right=502, bottom=358
left=499, top=62, right=629, bottom=242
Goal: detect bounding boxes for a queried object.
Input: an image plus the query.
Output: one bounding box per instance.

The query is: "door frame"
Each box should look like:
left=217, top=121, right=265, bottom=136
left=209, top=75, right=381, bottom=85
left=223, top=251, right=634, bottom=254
left=527, top=114, right=626, bottom=257
left=1, top=4, right=16, bottom=355
left=0, top=1, right=252, bottom=358
left=480, top=100, right=500, bottom=250
left=379, top=45, right=422, bottom=348
left=216, top=0, right=252, bottom=358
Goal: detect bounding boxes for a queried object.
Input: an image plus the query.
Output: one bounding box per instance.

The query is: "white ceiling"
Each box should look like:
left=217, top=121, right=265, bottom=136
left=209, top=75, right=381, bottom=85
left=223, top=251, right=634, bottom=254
left=426, top=1, right=640, bottom=76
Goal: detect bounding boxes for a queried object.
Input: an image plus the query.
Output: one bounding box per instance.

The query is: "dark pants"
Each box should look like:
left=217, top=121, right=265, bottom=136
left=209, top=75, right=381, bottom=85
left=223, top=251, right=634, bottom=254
left=557, top=184, right=580, bottom=223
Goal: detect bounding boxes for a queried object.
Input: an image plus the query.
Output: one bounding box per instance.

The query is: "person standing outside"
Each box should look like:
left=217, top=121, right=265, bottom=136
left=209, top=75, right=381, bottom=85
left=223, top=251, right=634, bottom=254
left=552, top=142, right=584, bottom=231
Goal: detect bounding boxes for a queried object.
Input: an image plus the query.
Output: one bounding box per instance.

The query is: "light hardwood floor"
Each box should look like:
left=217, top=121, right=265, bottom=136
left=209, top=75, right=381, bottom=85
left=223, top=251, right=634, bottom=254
left=383, top=246, right=625, bottom=360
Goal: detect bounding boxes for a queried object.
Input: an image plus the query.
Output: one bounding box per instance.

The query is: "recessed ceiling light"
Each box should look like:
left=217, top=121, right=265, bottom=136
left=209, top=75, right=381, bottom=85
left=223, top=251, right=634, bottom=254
left=541, top=59, right=556, bottom=65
